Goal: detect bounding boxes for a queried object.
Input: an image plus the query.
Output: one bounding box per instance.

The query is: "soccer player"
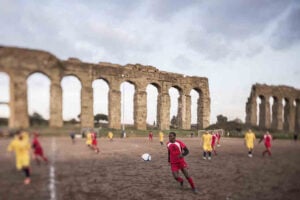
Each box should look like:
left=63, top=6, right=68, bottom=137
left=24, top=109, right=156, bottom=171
left=69, top=131, right=75, bottom=144
left=159, top=131, right=164, bottom=145
left=202, top=131, right=212, bottom=160
left=91, top=130, right=100, bottom=153
left=86, top=130, right=92, bottom=148
left=211, top=132, right=217, bottom=155
left=167, top=132, right=197, bottom=193
left=259, top=131, right=273, bottom=156
left=108, top=131, right=114, bottom=142
left=244, top=129, right=256, bottom=157
left=7, top=130, right=31, bottom=185
left=148, top=131, right=153, bottom=142
left=32, top=132, right=48, bottom=165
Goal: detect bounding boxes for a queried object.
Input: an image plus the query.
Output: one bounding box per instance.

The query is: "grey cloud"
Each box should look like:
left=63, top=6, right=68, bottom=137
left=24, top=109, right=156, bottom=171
left=184, top=0, right=298, bottom=61
left=146, top=0, right=197, bottom=21
left=270, top=6, right=300, bottom=49
left=194, top=0, right=293, bottom=40
left=171, top=54, right=194, bottom=71
left=186, top=29, right=231, bottom=60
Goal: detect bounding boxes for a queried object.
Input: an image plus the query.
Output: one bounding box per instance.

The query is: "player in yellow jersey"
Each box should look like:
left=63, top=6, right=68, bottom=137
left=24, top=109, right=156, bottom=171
left=108, top=131, right=114, bottom=142
left=159, top=131, right=164, bottom=145
left=201, top=131, right=212, bottom=160
left=86, top=130, right=92, bottom=148
left=244, top=129, right=256, bottom=157
left=7, top=130, right=31, bottom=185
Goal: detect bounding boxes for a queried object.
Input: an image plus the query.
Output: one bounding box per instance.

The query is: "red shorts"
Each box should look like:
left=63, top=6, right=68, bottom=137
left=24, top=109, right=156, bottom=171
left=34, top=147, right=44, bottom=156
left=170, top=160, right=188, bottom=172
left=92, top=140, right=97, bottom=145
left=265, top=143, right=271, bottom=148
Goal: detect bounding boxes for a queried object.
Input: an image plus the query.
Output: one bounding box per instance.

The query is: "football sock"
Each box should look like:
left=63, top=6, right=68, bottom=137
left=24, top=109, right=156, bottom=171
left=187, top=177, right=195, bottom=189
left=23, top=168, right=30, bottom=177
left=176, top=177, right=183, bottom=183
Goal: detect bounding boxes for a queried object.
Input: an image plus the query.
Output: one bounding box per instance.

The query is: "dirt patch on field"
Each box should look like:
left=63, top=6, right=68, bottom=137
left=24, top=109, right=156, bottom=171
left=1, top=136, right=300, bottom=200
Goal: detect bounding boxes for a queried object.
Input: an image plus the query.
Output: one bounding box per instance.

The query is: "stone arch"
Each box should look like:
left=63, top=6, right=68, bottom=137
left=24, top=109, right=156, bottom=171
left=0, top=46, right=210, bottom=130
left=27, top=72, right=51, bottom=126
left=246, top=84, right=300, bottom=132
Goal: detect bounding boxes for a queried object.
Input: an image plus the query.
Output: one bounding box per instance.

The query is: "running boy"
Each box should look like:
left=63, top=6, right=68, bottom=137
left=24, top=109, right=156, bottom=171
left=148, top=131, right=153, bottom=142
left=244, top=129, right=256, bottom=157
left=202, top=131, right=212, bottom=160
left=259, top=131, right=273, bottom=156
left=159, top=131, right=164, bottom=145
left=32, top=132, right=48, bottom=165
left=91, top=130, right=100, bottom=153
left=7, top=130, right=31, bottom=185
left=167, top=132, right=197, bottom=193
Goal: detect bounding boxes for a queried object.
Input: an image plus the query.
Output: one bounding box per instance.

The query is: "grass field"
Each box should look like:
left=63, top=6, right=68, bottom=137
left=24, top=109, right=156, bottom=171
left=1, top=134, right=300, bottom=200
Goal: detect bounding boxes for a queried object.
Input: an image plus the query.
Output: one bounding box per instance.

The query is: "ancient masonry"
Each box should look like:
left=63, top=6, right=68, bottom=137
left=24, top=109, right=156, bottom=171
left=246, top=84, right=300, bottom=132
left=0, top=46, right=210, bottom=130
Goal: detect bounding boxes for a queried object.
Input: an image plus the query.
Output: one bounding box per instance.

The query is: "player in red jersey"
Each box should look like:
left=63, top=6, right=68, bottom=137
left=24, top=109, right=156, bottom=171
left=167, top=132, right=197, bottom=193
left=259, top=131, right=273, bottom=156
left=211, top=132, right=218, bottom=155
left=148, top=131, right=153, bottom=142
left=32, top=132, right=48, bottom=165
left=91, top=130, right=100, bottom=153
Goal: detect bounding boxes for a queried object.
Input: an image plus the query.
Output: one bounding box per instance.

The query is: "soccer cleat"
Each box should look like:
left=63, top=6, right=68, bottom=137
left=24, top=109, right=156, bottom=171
left=208, top=157, right=211, bottom=160
left=180, top=181, right=184, bottom=187
left=192, top=188, right=198, bottom=194
left=202, top=157, right=206, bottom=160
left=248, top=154, right=253, bottom=158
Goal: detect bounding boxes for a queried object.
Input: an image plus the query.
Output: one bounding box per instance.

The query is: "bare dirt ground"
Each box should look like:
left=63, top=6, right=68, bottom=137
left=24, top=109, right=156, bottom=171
left=1, top=136, right=300, bottom=200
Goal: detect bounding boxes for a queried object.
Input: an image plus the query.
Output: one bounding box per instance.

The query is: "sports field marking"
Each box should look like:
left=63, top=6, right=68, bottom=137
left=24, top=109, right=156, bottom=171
left=49, top=137, right=56, bottom=200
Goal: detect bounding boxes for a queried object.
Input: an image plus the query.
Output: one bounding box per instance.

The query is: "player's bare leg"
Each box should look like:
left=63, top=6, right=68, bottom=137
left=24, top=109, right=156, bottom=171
left=181, top=168, right=197, bottom=193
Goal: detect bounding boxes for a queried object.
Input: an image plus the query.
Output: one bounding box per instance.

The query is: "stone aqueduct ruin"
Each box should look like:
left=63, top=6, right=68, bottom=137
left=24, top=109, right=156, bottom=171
left=0, top=46, right=210, bottom=130
left=246, top=84, right=300, bottom=132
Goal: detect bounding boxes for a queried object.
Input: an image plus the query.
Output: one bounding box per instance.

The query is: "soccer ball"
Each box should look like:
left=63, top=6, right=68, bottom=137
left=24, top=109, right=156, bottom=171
left=141, top=153, right=151, bottom=161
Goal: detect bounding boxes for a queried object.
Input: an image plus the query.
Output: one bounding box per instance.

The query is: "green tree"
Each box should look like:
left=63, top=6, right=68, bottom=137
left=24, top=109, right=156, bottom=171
left=30, top=112, right=47, bottom=126
left=94, top=113, right=108, bottom=124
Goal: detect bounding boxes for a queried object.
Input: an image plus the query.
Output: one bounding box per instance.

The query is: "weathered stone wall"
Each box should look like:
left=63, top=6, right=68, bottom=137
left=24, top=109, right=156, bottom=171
left=0, top=46, right=210, bottom=130
left=245, top=84, right=300, bottom=132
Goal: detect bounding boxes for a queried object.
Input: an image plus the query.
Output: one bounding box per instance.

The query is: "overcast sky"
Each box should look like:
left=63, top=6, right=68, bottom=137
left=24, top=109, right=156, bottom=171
left=1, top=0, right=300, bottom=124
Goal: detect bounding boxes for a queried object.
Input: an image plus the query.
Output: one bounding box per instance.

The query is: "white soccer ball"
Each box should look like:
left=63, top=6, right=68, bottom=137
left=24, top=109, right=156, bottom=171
left=141, top=153, right=151, bottom=161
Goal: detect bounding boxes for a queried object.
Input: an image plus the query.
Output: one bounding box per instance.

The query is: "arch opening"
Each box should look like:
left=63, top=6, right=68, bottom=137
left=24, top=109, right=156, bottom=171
left=146, top=84, right=159, bottom=129
left=27, top=72, right=50, bottom=126
left=0, top=72, right=10, bottom=126
left=93, top=79, right=109, bottom=128
left=121, top=81, right=135, bottom=129
left=61, top=76, right=82, bottom=125
left=169, top=87, right=180, bottom=129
